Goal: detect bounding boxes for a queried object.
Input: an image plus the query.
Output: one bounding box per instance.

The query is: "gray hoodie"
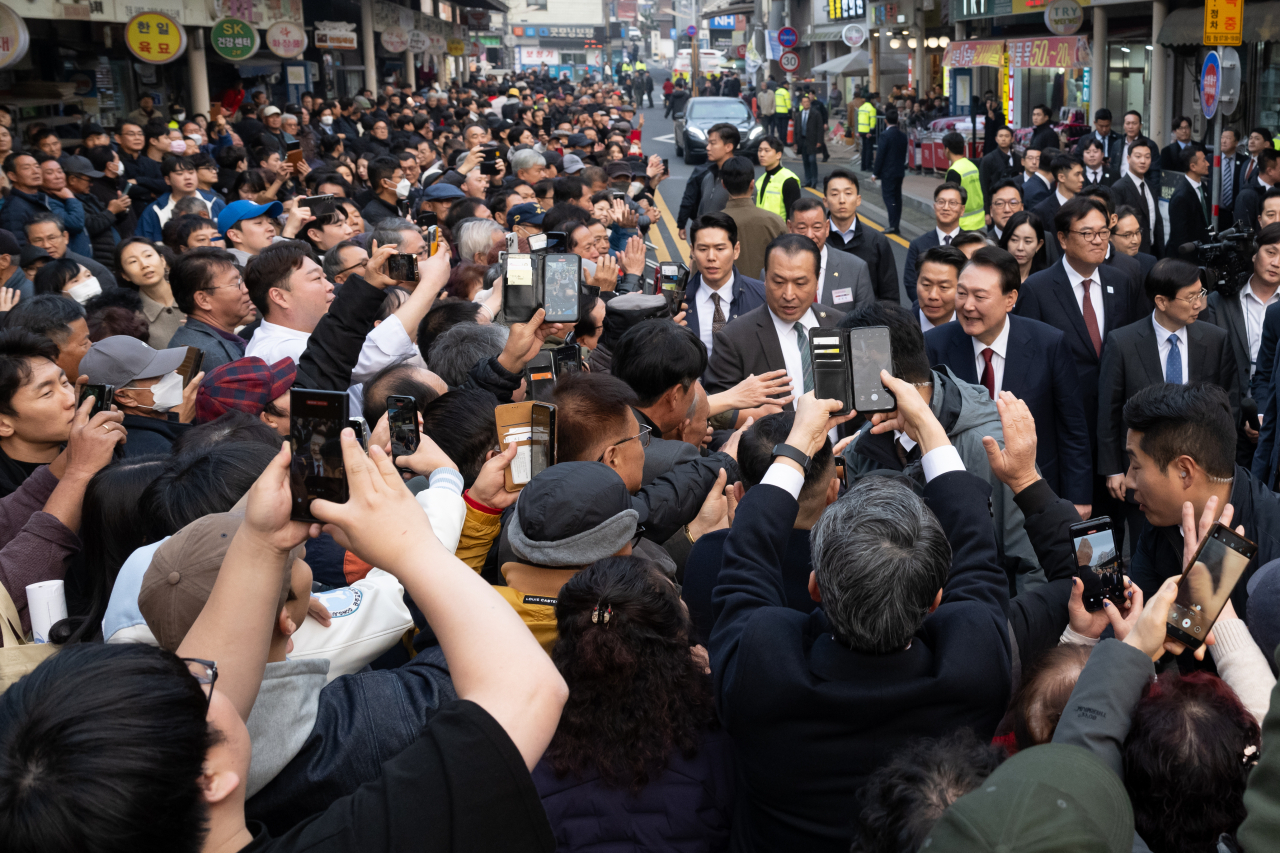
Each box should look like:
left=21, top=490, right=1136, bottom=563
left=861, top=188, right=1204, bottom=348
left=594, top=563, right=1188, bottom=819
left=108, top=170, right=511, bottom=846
left=244, top=657, right=329, bottom=797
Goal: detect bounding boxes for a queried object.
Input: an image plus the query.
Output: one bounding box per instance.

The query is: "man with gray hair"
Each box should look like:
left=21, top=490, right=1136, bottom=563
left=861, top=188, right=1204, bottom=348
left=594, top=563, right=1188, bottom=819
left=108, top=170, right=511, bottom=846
left=321, top=240, right=368, bottom=286
left=709, top=384, right=1015, bottom=853
left=455, top=217, right=505, bottom=266
left=369, top=216, right=430, bottom=259
left=508, top=147, right=547, bottom=186
left=427, top=321, right=509, bottom=387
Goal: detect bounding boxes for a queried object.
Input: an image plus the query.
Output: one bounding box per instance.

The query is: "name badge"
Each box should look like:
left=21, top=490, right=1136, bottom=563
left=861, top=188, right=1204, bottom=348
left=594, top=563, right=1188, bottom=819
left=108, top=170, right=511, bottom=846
left=832, top=287, right=853, bottom=304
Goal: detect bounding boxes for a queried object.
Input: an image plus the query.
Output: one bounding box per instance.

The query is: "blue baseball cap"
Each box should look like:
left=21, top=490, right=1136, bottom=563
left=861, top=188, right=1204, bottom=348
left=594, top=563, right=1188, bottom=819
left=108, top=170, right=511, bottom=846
left=422, top=182, right=466, bottom=201
left=567, top=133, right=591, bottom=148
left=508, top=203, right=545, bottom=226
left=218, top=199, right=283, bottom=236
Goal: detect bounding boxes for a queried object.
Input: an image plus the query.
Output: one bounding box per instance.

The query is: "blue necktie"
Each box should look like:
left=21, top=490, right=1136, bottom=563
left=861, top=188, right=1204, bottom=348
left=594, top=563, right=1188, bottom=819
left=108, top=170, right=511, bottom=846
left=1166, top=334, right=1182, bottom=384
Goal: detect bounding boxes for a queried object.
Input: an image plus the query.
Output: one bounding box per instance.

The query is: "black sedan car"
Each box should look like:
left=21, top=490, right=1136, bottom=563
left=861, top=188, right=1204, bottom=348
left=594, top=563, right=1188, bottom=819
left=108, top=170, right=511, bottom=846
left=673, top=96, right=764, bottom=165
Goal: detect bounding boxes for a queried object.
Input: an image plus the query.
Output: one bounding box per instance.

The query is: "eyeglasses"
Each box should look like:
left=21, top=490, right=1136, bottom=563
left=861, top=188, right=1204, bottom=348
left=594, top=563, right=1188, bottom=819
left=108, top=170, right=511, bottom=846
left=597, top=424, right=651, bottom=461
left=204, top=276, right=245, bottom=292
left=1113, top=229, right=1141, bottom=240
left=181, top=657, right=218, bottom=713
left=934, top=199, right=963, bottom=209
left=1068, top=228, right=1112, bottom=243
left=991, top=199, right=1023, bottom=210
left=1173, top=288, right=1208, bottom=305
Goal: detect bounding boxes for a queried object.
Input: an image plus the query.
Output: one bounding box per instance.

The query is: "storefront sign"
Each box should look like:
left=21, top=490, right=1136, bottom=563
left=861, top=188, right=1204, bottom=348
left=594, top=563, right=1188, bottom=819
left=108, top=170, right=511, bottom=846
left=842, top=24, right=866, bottom=47
left=709, top=15, right=735, bottom=28
left=942, top=39, right=1005, bottom=68
left=428, top=34, right=446, bottom=52
left=314, top=21, right=358, bottom=50
left=510, top=25, right=602, bottom=40
left=408, top=29, right=428, bottom=52
left=1043, top=0, right=1083, bottom=35
left=0, top=3, right=31, bottom=70
left=381, top=25, right=408, bottom=52
left=125, top=11, right=187, bottom=64
left=447, top=38, right=465, bottom=56
left=1007, top=35, right=1090, bottom=69
left=210, top=17, right=258, bottom=60
left=520, top=47, right=558, bottom=64
left=265, top=20, right=306, bottom=58
left=829, top=0, right=867, bottom=21
left=1203, top=0, right=1243, bottom=46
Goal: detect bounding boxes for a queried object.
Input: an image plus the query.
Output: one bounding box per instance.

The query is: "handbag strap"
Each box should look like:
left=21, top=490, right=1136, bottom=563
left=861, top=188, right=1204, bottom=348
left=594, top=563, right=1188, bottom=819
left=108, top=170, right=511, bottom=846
left=0, top=581, right=28, bottom=647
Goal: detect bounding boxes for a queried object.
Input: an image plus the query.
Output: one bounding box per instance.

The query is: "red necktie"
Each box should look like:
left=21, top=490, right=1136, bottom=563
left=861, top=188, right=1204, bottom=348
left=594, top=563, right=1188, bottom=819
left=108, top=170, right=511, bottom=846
left=1082, top=278, right=1103, bottom=357
left=980, top=347, right=996, bottom=398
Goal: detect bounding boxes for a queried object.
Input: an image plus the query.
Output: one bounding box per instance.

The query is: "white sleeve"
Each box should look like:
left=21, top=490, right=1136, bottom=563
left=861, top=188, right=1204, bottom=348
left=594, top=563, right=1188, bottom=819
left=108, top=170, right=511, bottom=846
left=244, top=330, right=307, bottom=365
left=760, top=461, right=805, bottom=499
left=920, top=445, right=966, bottom=482
left=1209, top=617, right=1276, bottom=726
left=415, top=484, right=466, bottom=554
left=350, top=315, right=422, bottom=387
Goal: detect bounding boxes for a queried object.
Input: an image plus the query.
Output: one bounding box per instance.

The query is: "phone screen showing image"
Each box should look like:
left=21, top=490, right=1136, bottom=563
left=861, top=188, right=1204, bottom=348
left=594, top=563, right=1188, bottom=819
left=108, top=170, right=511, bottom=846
left=1070, top=519, right=1124, bottom=612
left=542, top=253, right=580, bottom=323
left=1167, top=524, right=1257, bottom=646
left=387, top=395, right=419, bottom=459
left=289, top=389, right=349, bottom=521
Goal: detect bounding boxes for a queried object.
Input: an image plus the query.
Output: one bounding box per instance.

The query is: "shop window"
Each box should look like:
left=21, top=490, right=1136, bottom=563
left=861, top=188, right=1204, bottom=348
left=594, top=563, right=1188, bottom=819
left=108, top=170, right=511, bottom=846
left=1260, top=42, right=1280, bottom=132
left=1106, top=44, right=1149, bottom=123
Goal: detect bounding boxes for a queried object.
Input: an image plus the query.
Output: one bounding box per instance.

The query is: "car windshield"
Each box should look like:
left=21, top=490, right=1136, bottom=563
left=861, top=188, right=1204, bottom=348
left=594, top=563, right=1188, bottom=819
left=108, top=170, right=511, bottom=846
left=687, top=101, right=750, bottom=122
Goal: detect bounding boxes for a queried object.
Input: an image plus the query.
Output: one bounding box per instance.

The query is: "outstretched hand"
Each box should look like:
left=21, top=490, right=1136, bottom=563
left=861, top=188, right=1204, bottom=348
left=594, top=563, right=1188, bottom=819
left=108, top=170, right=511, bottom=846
left=981, top=391, right=1040, bottom=494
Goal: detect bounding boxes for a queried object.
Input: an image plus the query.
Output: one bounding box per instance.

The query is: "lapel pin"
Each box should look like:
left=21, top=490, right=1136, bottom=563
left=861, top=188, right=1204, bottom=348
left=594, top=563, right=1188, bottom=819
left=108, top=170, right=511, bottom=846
left=1107, top=286, right=1114, bottom=294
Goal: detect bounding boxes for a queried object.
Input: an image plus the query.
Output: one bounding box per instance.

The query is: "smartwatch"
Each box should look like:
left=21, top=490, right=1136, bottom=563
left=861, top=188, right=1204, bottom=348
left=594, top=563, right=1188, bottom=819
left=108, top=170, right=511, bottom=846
left=771, top=443, right=811, bottom=472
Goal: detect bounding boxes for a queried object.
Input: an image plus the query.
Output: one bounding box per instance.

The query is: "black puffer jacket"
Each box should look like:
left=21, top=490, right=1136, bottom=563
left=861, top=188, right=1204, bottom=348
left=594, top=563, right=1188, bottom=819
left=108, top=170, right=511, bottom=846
left=75, top=191, right=119, bottom=274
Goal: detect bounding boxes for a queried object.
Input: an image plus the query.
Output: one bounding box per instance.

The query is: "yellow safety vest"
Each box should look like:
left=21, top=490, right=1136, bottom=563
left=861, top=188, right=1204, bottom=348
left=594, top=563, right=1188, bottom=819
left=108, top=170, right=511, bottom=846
left=635, top=61, right=647, bottom=70
left=950, top=157, right=985, bottom=231
left=775, top=88, right=791, bottom=112
left=857, top=101, right=876, bottom=134
left=1274, top=136, right=1280, bottom=150
left=621, top=62, right=632, bottom=73
left=757, top=166, right=800, bottom=219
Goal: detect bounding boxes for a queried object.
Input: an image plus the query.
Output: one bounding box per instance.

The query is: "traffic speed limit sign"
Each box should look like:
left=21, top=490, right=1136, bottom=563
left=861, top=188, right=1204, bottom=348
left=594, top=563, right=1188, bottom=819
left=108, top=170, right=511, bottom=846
left=779, top=50, right=799, bottom=72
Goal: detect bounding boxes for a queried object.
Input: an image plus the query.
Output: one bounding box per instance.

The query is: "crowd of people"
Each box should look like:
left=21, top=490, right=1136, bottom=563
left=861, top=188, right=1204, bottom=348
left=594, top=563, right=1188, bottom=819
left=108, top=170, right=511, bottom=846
left=0, top=63, right=1279, bottom=853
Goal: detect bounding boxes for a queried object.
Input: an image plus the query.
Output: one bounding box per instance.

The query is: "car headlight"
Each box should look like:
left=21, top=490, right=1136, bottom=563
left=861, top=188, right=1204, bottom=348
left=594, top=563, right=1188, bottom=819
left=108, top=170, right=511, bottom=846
left=748, top=126, right=763, bottom=138
left=688, top=126, right=707, bottom=140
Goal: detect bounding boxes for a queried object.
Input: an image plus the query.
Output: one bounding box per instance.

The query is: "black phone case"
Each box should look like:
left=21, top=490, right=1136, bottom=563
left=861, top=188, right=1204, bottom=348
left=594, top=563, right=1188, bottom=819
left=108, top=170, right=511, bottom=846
left=289, top=389, right=350, bottom=522
left=504, top=253, right=538, bottom=324
left=810, top=328, right=854, bottom=416
left=540, top=253, right=581, bottom=323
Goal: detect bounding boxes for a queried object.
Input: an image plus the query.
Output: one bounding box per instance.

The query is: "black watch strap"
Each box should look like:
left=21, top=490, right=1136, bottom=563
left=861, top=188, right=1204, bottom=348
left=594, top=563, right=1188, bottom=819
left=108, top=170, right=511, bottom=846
left=771, top=443, right=811, bottom=472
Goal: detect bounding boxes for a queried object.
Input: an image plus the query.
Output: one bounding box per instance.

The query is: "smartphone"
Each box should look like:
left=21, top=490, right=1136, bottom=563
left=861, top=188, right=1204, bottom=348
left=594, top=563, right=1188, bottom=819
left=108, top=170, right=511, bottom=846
left=834, top=455, right=846, bottom=483
left=495, top=402, right=557, bottom=492
left=125, top=182, right=148, bottom=200
left=416, top=210, right=438, bottom=229
left=386, top=253, right=419, bottom=282
left=542, top=231, right=568, bottom=254
left=347, top=416, right=369, bottom=451
left=176, top=346, right=204, bottom=387
left=541, top=253, right=581, bottom=323
left=658, top=262, right=688, bottom=316
left=1166, top=523, right=1257, bottom=647
left=505, top=231, right=519, bottom=253
left=289, top=389, right=350, bottom=522
left=299, top=194, right=335, bottom=213
left=286, top=140, right=304, bottom=167
left=848, top=326, right=896, bottom=413
left=79, top=383, right=114, bottom=417
left=810, top=329, right=854, bottom=416
left=386, top=395, right=419, bottom=459
left=524, top=351, right=557, bottom=403
left=425, top=225, right=440, bottom=257
left=1069, top=517, right=1126, bottom=612
left=504, top=253, right=538, bottom=323
left=553, top=343, right=584, bottom=375
left=662, top=158, right=670, bottom=176
left=480, top=160, right=500, bottom=176
left=209, top=104, right=223, bottom=121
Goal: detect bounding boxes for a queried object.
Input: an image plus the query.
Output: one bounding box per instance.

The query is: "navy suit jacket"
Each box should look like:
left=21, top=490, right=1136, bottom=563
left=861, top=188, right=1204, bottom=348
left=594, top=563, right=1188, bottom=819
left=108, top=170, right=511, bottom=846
left=1014, top=259, right=1135, bottom=457
left=683, top=266, right=766, bottom=358
left=1022, top=173, right=1052, bottom=209
left=903, top=228, right=974, bottom=305
left=925, top=314, right=1093, bottom=503
left=1031, top=192, right=1063, bottom=262
left=873, top=126, right=908, bottom=183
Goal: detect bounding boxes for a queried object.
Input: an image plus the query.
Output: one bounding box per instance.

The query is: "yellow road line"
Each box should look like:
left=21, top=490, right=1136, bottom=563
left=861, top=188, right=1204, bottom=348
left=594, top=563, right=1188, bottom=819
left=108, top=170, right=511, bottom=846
left=803, top=185, right=910, bottom=248
left=654, top=185, right=691, bottom=264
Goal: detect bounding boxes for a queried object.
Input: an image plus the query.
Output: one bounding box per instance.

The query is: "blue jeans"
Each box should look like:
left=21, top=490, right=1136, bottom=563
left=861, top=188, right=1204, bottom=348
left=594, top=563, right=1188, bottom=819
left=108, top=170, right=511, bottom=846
left=881, top=174, right=903, bottom=230
left=801, top=152, right=818, bottom=187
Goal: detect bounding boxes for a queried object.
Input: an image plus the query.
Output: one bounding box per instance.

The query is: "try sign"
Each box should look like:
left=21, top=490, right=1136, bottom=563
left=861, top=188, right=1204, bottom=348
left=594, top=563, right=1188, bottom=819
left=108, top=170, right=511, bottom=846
left=1201, top=51, right=1220, bottom=119
left=779, top=50, right=800, bottom=72
left=778, top=26, right=799, bottom=48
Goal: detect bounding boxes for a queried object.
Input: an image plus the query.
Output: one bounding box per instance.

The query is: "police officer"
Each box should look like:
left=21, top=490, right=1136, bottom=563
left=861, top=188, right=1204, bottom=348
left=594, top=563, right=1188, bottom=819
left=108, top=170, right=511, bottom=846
left=941, top=131, right=986, bottom=231
left=858, top=92, right=879, bottom=171
left=773, top=81, right=792, bottom=149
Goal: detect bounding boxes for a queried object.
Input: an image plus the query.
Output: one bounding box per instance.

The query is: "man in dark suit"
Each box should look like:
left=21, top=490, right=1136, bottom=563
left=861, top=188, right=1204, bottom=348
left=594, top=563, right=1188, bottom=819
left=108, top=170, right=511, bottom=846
left=872, top=107, right=909, bottom=234
left=682, top=211, right=767, bottom=362
left=913, top=245, right=964, bottom=331
left=1098, top=257, right=1239, bottom=548
left=1072, top=108, right=1123, bottom=165
left=1079, top=138, right=1119, bottom=187
left=704, top=234, right=843, bottom=404
left=1116, top=111, right=1162, bottom=184
left=986, top=179, right=1024, bottom=243
left=1234, top=148, right=1280, bottom=233
left=786, top=197, right=875, bottom=312
left=1020, top=148, right=1053, bottom=210
left=1031, top=153, right=1084, bottom=262
left=709, top=387, right=1012, bottom=853
left=794, top=93, right=824, bottom=189
left=1014, top=196, right=1136, bottom=513
left=903, top=182, right=972, bottom=304
left=1080, top=185, right=1147, bottom=315
left=1160, top=116, right=1204, bottom=173
left=926, top=246, right=1092, bottom=514
left=1217, top=127, right=1250, bottom=231
left=1110, top=141, right=1164, bottom=257
left=1167, top=147, right=1212, bottom=258
left=979, top=126, right=1020, bottom=225
left=824, top=169, right=899, bottom=303
left=1111, top=205, right=1158, bottom=283
left=1027, top=103, right=1058, bottom=151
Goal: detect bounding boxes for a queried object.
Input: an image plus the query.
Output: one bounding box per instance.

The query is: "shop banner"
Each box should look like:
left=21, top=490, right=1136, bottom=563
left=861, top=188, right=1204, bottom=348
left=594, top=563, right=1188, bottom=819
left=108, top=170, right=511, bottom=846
left=942, top=39, right=1006, bottom=68
left=210, top=17, right=258, bottom=61
left=381, top=25, right=409, bottom=53
left=1007, top=35, right=1091, bottom=69
left=408, top=30, right=428, bottom=52
left=266, top=20, right=306, bottom=58
left=0, top=3, right=31, bottom=70
left=447, top=38, right=465, bottom=56
left=314, top=21, right=357, bottom=50
left=125, top=11, right=187, bottom=64
left=520, top=47, right=559, bottom=64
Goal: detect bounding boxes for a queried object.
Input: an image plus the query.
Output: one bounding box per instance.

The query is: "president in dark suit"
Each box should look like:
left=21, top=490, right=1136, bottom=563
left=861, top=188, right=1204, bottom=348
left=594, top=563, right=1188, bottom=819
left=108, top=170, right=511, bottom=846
left=1098, top=260, right=1238, bottom=524
left=1110, top=140, right=1165, bottom=257
left=1014, top=196, right=1136, bottom=498
left=704, top=233, right=844, bottom=405
left=794, top=92, right=825, bottom=188
left=872, top=107, right=909, bottom=233
left=925, top=246, right=1093, bottom=509
left=903, top=182, right=972, bottom=304
left=1167, top=148, right=1213, bottom=257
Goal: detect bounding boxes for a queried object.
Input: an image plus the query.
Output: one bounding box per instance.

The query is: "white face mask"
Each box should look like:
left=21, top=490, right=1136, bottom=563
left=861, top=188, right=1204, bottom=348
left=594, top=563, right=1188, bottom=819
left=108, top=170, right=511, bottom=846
left=396, top=178, right=412, bottom=199
left=174, top=112, right=185, bottom=122
left=320, top=115, right=334, bottom=126
left=136, top=371, right=184, bottom=412
left=189, top=134, right=202, bottom=146
left=66, top=276, right=101, bottom=304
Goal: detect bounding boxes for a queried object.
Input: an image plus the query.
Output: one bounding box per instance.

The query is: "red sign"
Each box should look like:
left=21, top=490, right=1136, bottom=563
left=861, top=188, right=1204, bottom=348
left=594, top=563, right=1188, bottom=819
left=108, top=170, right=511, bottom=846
left=942, top=39, right=1005, bottom=68
left=1006, top=35, right=1091, bottom=69
left=736, top=44, right=746, bottom=58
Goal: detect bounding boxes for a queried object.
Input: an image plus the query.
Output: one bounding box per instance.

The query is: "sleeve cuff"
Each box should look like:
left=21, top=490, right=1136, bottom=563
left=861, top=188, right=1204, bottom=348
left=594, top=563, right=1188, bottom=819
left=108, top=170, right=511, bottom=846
left=428, top=468, right=464, bottom=496
left=760, top=461, right=805, bottom=499
left=463, top=490, right=503, bottom=515
left=1059, top=624, right=1102, bottom=647
left=920, top=445, right=965, bottom=482
left=1208, top=618, right=1257, bottom=660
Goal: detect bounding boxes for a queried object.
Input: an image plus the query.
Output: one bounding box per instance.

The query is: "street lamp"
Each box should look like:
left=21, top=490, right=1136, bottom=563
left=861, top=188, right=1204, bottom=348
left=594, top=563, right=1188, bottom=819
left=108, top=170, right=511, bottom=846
left=939, top=35, right=950, bottom=47
left=927, top=36, right=938, bottom=48
left=889, top=38, right=901, bottom=49
left=907, top=37, right=917, bottom=48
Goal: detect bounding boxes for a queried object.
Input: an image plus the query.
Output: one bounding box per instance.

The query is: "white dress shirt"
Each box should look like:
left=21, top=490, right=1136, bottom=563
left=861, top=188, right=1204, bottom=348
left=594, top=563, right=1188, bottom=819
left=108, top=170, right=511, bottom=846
left=1054, top=189, right=1070, bottom=208
left=829, top=218, right=857, bottom=244
left=695, top=271, right=735, bottom=355
left=1241, top=275, right=1280, bottom=372
left=1153, top=313, right=1188, bottom=383
left=1085, top=166, right=1105, bottom=186
left=1128, top=171, right=1157, bottom=230
left=971, top=316, right=1011, bottom=395
left=935, top=226, right=960, bottom=245
left=1120, top=137, right=1141, bottom=177
left=1062, top=257, right=1106, bottom=335
left=770, top=305, right=818, bottom=393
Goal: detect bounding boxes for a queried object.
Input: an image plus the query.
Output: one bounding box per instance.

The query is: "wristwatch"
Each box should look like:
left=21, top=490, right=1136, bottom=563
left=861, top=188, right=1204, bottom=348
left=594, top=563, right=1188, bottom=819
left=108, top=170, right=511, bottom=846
left=771, top=443, right=811, bottom=472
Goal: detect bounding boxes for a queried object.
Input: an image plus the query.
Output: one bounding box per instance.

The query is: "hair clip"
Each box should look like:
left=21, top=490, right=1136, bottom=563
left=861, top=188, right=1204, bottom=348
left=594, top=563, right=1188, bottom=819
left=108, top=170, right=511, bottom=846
left=1244, top=744, right=1259, bottom=766
left=591, top=603, right=612, bottom=626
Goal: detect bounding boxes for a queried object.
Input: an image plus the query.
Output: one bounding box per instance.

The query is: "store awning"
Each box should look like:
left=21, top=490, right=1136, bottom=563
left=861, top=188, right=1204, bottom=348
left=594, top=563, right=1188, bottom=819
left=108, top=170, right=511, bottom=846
left=811, top=49, right=868, bottom=74
left=942, top=39, right=1005, bottom=68
left=452, top=0, right=509, bottom=13
left=699, top=2, right=753, bottom=19
left=1157, top=2, right=1280, bottom=45
left=1007, top=35, right=1091, bottom=69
